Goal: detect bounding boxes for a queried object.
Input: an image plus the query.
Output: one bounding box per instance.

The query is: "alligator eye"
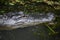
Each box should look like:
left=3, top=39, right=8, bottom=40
left=23, top=16, right=25, bottom=17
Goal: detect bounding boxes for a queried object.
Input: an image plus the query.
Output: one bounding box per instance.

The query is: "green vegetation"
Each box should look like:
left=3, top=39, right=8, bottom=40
left=0, top=0, right=60, bottom=14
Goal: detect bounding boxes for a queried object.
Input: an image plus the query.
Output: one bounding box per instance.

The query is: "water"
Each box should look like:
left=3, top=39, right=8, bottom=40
left=0, top=25, right=49, bottom=40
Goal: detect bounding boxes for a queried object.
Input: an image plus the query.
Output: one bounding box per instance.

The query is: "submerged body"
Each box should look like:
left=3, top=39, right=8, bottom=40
left=0, top=12, right=54, bottom=30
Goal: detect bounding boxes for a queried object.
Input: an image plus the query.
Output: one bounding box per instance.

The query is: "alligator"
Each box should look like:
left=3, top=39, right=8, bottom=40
left=0, top=11, right=54, bottom=30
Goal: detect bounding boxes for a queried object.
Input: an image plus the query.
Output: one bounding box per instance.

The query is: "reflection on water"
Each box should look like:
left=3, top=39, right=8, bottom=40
left=0, top=12, right=55, bottom=30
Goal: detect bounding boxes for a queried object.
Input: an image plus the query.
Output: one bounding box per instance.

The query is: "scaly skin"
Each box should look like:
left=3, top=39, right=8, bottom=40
left=0, top=11, right=54, bottom=30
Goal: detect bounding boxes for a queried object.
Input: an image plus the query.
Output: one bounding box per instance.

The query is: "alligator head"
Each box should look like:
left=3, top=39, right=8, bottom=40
left=0, top=11, right=54, bottom=30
